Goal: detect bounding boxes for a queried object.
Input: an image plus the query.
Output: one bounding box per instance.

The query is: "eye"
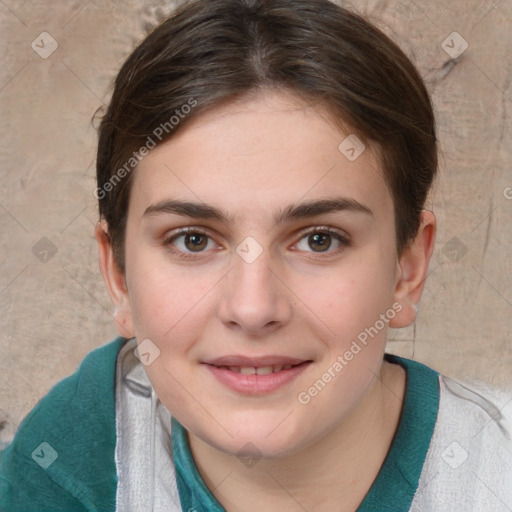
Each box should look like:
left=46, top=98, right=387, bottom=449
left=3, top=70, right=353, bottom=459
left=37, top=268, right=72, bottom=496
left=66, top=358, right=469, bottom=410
left=163, top=226, right=350, bottom=260
left=294, top=227, right=349, bottom=255
left=163, top=228, right=219, bottom=259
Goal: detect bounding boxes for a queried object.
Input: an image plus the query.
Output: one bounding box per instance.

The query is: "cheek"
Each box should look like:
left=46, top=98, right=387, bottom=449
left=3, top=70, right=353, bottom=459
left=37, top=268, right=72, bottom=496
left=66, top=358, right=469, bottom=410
left=293, top=253, right=396, bottom=346
left=125, top=241, right=211, bottom=339
left=130, top=276, right=209, bottom=345
left=293, top=263, right=394, bottom=424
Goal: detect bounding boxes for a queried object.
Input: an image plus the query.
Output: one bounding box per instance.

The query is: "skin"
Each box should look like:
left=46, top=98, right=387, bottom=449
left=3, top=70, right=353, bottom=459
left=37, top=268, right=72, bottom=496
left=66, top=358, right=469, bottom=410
left=96, top=89, right=436, bottom=511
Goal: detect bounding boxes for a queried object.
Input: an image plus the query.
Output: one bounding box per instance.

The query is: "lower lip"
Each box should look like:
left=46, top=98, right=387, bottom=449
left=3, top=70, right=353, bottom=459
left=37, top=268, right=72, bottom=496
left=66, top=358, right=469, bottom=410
left=204, top=362, right=311, bottom=395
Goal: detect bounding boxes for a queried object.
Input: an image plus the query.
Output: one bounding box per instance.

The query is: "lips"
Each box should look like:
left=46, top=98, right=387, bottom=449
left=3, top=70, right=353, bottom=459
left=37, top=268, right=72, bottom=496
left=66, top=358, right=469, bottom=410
left=202, top=355, right=312, bottom=395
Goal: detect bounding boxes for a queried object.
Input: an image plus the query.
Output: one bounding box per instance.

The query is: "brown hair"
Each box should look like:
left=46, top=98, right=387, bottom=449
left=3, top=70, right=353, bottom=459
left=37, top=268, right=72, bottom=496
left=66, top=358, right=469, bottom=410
left=95, top=0, right=437, bottom=273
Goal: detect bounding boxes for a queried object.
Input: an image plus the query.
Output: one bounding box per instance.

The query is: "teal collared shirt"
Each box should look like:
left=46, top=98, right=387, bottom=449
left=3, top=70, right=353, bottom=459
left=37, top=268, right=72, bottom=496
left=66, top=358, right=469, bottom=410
left=0, top=338, right=439, bottom=511
left=0, top=337, right=124, bottom=512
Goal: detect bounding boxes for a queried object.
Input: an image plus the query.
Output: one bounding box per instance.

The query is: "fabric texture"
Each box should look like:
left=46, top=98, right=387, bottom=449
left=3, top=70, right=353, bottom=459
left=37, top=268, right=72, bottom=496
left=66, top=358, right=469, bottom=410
left=0, top=337, right=124, bottom=512
left=1, top=336, right=511, bottom=511
left=411, top=375, right=512, bottom=511
left=114, top=337, right=181, bottom=512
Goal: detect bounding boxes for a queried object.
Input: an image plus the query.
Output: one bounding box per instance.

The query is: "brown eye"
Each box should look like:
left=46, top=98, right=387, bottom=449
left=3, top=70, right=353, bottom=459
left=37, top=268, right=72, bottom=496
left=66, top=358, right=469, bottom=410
left=308, top=233, right=332, bottom=252
left=164, top=228, right=217, bottom=257
left=183, top=233, right=208, bottom=252
left=295, top=227, right=349, bottom=256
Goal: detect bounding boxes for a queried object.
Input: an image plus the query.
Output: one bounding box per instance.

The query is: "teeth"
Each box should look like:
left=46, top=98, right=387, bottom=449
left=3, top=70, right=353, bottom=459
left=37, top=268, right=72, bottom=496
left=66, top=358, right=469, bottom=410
left=256, top=366, right=273, bottom=375
left=226, top=364, right=296, bottom=374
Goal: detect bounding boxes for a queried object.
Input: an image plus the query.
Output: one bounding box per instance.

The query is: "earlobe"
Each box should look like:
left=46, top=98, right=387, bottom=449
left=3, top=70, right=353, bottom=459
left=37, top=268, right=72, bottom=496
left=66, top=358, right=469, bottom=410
left=95, top=220, right=135, bottom=338
left=389, top=210, right=436, bottom=328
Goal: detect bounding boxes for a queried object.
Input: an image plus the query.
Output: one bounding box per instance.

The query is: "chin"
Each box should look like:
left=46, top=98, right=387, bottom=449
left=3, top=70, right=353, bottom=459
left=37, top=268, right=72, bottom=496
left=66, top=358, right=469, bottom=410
left=196, top=414, right=317, bottom=461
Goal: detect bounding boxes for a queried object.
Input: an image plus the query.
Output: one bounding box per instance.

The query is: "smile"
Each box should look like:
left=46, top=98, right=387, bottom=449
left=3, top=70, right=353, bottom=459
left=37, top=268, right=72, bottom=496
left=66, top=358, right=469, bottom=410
left=217, top=364, right=297, bottom=375
left=203, top=359, right=312, bottom=395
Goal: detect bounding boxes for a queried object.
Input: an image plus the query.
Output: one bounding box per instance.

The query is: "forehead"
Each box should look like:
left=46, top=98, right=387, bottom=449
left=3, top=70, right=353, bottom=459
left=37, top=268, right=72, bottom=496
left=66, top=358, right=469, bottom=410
left=130, top=90, right=393, bottom=224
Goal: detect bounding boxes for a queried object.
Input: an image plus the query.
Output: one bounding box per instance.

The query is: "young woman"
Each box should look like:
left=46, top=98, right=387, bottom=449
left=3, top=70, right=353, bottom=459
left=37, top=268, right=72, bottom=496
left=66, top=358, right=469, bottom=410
left=2, top=1, right=511, bottom=510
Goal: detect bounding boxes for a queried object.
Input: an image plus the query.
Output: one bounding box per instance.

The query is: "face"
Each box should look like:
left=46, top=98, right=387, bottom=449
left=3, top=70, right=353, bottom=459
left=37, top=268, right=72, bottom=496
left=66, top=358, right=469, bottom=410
left=100, top=89, right=431, bottom=459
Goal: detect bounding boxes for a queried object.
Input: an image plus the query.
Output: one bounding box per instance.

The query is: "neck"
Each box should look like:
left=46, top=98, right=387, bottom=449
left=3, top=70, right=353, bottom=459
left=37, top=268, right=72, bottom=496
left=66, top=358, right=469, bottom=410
left=188, top=359, right=406, bottom=512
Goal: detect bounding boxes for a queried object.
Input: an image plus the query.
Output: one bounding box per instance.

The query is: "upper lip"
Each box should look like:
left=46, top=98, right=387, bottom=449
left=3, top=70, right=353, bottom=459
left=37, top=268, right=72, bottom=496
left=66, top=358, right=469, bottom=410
left=203, top=355, right=309, bottom=367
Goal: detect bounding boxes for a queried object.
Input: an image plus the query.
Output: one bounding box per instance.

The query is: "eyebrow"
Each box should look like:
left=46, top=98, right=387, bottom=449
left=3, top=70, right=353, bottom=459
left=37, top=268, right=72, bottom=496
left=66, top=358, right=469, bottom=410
left=143, top=197, right=373, bottom=226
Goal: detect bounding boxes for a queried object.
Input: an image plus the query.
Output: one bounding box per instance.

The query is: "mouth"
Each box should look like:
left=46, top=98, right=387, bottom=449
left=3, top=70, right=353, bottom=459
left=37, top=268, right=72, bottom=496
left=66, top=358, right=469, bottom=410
left=202, top=356, right=313, bottom=395
left=212, top=362, right=306, bottom=375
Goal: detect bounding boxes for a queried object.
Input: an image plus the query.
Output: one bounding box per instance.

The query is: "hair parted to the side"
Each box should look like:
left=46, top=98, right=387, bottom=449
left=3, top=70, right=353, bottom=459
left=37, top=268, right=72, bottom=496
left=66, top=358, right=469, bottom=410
left=95, top=0, right=437, bottom=274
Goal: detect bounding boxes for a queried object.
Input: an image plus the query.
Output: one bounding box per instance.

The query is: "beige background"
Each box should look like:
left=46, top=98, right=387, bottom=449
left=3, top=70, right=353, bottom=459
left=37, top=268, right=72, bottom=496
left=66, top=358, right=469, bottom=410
left=1, top=0, right=511, bottom=446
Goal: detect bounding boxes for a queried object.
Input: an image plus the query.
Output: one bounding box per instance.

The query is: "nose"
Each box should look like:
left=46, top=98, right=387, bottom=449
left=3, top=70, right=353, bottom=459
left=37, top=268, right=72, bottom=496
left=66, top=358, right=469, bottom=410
left=217, top=246, right=293, bottom=337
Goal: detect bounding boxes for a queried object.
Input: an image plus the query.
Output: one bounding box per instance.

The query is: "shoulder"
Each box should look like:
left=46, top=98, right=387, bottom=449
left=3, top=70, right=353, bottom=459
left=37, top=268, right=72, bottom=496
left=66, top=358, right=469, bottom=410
left=413, top=374, right=512, bottom=511
left=0, top=336, right=128, bottom=512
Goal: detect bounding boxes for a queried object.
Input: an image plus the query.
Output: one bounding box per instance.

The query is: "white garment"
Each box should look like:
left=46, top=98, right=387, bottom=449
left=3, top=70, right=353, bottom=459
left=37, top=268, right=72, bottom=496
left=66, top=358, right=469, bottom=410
left=411, top=376, right=512, bottom=511
left=114, top=337, right=512, bottom=511
left=115, top=337, right=180, bottom=512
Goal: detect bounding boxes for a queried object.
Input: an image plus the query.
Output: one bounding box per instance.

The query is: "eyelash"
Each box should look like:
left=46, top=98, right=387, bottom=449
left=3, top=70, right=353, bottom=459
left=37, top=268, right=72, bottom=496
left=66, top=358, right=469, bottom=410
left=162, top=226, right=350, bottom=261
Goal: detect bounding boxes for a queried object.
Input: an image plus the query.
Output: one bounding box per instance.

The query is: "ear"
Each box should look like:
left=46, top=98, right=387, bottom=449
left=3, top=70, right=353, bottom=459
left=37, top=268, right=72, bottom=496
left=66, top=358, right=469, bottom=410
left=389, top=210, right=436, bottom=328
left=95, top=220, right=135, bottom=338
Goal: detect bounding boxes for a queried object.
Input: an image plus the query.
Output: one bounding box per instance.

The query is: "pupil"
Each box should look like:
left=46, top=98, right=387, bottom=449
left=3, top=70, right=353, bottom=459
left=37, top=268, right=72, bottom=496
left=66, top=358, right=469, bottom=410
left=309, top=233, right=331, bottom=252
